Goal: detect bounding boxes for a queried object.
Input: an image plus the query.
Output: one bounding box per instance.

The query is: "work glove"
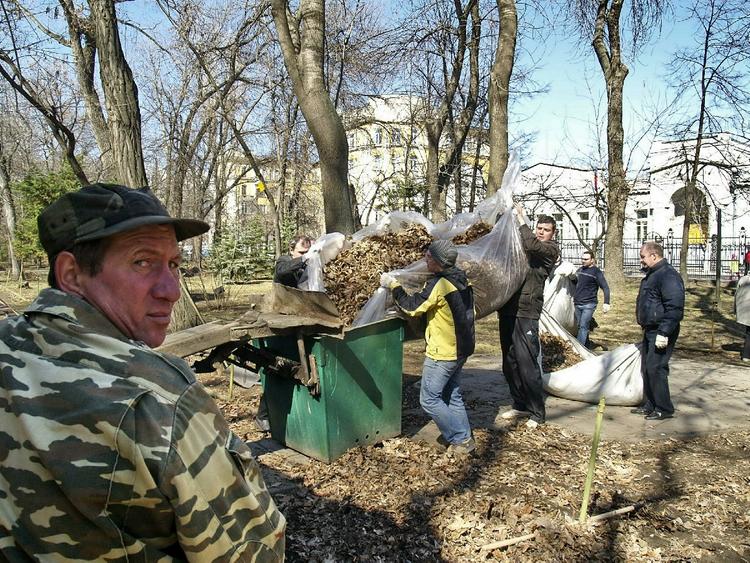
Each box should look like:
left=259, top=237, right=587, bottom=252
left=602, top=303, right=610, bottom=313
left=380, top=273, right=396, bottom=288
left=655, top=334, right=668, bottom=349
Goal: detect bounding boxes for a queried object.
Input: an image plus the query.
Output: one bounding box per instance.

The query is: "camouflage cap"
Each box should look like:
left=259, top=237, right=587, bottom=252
left=38, top=183, right=210, bottom=257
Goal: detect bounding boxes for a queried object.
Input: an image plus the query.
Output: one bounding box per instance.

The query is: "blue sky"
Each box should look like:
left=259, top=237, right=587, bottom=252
left=515, top=6, right=696, bottom=170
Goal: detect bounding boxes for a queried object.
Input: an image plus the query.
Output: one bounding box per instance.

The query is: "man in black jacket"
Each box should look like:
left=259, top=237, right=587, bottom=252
left=573, top=250, right=611, bottom=347
left=499, top=204, right=560, bottom=429
left=631, top=241, right=685, bottom=420
left=274, top=235, right=313, bottom=287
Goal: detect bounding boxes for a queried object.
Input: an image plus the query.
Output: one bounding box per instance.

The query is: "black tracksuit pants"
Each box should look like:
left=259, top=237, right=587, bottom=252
left=499, top=315, right=546, bottom=423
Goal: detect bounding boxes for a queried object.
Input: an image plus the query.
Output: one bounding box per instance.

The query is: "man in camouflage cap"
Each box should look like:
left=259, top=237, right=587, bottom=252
left=0, top=184, right=285, bottom=561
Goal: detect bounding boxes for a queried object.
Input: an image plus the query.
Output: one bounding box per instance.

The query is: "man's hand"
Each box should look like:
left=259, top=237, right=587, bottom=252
left=513, top=202, right=526, bottom=226
left=380, top=273, right=396, bottom=288
left=301, top=248, right=319, bottom=262
left=655, top=334, right=668, bottom=349
left=602, top=303, right=610, bottom=313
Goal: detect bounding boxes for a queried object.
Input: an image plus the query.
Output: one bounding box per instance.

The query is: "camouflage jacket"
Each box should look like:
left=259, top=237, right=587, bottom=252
left=0, top=289, right=285, bottom=561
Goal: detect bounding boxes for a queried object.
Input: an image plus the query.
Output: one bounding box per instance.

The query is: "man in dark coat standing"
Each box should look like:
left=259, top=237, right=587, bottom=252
left=499, top=204, right=560, bottom=429
left=631, top=240, right=685, bottom=420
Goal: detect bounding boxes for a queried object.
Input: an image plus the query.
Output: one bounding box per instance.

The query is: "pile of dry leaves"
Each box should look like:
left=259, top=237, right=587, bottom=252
left=323, top=222, right=493, bottom=325
left=200, top=373, right=749, bottom=562
left=540, top=333, right=584, bottom=372
left=323, top=224, right=432, bottom=325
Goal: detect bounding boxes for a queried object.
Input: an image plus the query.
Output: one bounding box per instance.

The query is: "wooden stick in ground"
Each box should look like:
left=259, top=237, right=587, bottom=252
left=479, top=532, right=537, bottom=551
left=579, top=396, right=607, bottom=522
left=588, top=504, right=637, bottom=523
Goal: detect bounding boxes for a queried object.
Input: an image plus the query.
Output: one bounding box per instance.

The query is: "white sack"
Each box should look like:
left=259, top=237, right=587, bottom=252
left=543, top=261, right=577, bottom=334
left=539, top=309, right=643, bottom=406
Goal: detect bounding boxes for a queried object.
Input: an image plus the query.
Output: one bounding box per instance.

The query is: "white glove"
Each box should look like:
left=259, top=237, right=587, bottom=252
left=655, top=334, right=668, bottom=349
left=602, top=303, right=610, bottom=313
left=380, top=273, right=396, bottom=288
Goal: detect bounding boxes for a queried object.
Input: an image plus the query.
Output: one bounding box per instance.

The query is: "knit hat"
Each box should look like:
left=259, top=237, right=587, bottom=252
left=38, top=183, right=210, bottom=258
left=428, top=240, right=458, bottom=267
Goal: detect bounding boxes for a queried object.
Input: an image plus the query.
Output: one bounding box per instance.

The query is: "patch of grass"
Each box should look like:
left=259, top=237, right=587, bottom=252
left=593, top=278, right=743, bottom=364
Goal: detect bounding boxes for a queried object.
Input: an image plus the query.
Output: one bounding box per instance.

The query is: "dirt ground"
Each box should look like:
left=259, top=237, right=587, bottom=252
left=2, top=276, right=749, bottom=561
left=186, top=278, right=749, bottom=562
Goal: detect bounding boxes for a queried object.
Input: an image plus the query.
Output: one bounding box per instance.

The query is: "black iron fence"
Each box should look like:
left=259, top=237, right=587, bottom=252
left=558, top=237, right=749, bottom=280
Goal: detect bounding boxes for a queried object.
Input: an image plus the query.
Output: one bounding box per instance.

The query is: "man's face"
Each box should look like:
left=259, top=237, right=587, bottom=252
left=535, top=222, right=555, bottom=242
left=291, top=240, right=310, bottom=259
left=77, top=224, right=182, bottom=348
left=581, top=253, right=593, bottom=267
left=425, top=251, right=442, bottom=273
left=640, top=246, right=660, bottom=269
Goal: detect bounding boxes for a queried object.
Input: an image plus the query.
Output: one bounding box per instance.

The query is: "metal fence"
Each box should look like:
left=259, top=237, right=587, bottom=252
left=558, top=237, right=749, bottom=280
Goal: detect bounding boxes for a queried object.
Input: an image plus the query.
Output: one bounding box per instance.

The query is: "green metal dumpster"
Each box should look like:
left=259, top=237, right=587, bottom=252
left=258, top=317, right=404, bottom=462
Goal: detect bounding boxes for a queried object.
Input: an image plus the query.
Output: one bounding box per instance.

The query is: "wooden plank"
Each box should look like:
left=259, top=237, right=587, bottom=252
left=158, top=320, right=240, bottom=357
left=158, top=312, right=343, bottom=358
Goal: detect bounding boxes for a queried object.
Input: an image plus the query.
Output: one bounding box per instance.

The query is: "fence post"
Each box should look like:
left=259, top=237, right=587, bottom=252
left=715, top=208, right=722, bottom=307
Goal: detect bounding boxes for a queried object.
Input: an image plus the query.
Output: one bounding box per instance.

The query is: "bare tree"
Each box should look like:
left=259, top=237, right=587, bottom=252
left=666, top=0, right=750, bottom=281
left=271, top=0, right=356, bottom=234
left=570, top=0, right=668, bottom=289
left=486, top=0, right=516, bottom=195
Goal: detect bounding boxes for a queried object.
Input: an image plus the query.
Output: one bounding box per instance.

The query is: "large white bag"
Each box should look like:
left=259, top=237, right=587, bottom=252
left=539, top=309, right=643, bottom=406
left=543, top=261, right=577, bottom=334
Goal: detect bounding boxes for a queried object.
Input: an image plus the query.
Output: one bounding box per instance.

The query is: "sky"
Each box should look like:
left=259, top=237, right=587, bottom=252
left=514, top=5, right=697, bottom=171
left=112, top=0, right=707, bottom=173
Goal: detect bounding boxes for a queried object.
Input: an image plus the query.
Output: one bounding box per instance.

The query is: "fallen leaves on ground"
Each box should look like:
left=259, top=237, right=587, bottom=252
left=202, top=374, right=750, bottom=562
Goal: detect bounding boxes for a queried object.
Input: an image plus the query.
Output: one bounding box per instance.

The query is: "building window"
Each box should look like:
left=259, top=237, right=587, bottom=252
left=552, top=213, right=564, bottom=242
left=374, top=127, right=383, bottom=146
left=408, top=154, right=419, bottom=174
left=391, top=129, right=402, bottom=146
left=393, top=155, right=403, bottom=173
left=636, top=209, right=648, bottom=242
left=373, top=154, right=383, bottom=172
left=578, top=211, right=590, bottom=241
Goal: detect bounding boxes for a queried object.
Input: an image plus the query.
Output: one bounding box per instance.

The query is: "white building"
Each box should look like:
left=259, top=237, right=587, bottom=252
left=516, top=133, right=750, bottom=247
left=346, top=95, right=488, bottom=226
left=646, top=133, right=750, bottom=244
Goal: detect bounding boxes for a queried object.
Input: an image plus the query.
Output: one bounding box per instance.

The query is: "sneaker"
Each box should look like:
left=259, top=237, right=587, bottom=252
left=448, top=437, right=476, bottom=455
left=742, top=357, right=750, bottom=363
left=501, top=408, right=532, bottom=420
left=525, top=419, right=540, bottom=429
left=630, top=406, right=652, bottom=415
left=645, top=411, right=674, bottom=421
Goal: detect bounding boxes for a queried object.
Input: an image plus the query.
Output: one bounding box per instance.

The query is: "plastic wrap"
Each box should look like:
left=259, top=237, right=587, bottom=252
left=298, top=233, right=348, bottom=292
left=351, top=211, right=435, bottom=242
left=430, top=157, right=520, bottom=240
left=352, top=154, right=528, bottom=325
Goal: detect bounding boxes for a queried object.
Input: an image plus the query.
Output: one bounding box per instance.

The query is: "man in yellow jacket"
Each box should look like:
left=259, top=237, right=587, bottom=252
left=381, top=240, right=476, bottom=453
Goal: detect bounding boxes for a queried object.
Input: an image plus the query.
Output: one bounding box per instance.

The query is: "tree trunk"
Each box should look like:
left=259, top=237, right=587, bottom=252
left=0, top=156, right=20, bottom=279
left=89, top=0, right=148, bottom=188
left=594, top=0, right=629, bottom=290
left=271, top=0, right=355, bottom=234
left=486, top=0, right=516, bottom=195
left=59, top=0, right=114, bottom=174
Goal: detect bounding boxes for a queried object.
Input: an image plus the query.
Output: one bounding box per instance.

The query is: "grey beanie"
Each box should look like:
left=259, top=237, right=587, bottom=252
left=428, top=240, right=458, bottom=267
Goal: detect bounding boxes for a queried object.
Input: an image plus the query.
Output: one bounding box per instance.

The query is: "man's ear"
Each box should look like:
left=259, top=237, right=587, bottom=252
left=54, top=251, right=85, bottom=296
